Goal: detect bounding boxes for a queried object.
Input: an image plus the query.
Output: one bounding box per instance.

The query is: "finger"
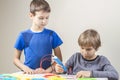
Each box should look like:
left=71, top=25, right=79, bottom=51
left=81, top=75, right=85, bottom=78
left=76, top=74, right=82, bottom=78
left=23, top=71, right=26, bottom=74
left=32, top=70, right=35, bottom=74
left=28, top=71, right=32, bottom=74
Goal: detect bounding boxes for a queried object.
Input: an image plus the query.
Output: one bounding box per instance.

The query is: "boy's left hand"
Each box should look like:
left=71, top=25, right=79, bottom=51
left=34, top=68, right=45, bottom=74
left=76, top=71, right=91, bottom=78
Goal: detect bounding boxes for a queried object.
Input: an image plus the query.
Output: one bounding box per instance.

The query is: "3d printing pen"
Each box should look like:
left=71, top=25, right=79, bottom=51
left=53, top=56, right=67, bottom=72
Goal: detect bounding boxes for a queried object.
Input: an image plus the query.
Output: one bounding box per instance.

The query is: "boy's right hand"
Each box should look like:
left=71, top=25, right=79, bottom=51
left=55, top=64, right=64, bottom=73
left=23, top=66, right=34, bottom=74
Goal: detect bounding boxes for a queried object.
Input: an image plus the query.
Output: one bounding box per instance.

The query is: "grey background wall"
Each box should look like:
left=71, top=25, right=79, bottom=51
left=0, top=0, right=119, bottom=78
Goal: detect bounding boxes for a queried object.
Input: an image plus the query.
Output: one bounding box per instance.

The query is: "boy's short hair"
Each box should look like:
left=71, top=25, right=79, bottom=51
left=30, top=0, right=51, bottom=15
left=78, top=29, right=101, bottom=50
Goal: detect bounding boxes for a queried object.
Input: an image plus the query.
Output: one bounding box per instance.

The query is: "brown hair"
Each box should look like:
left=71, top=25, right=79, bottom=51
left=78, top=29, right=101, bottom=50
left=30, top=0, right=51, bottom=15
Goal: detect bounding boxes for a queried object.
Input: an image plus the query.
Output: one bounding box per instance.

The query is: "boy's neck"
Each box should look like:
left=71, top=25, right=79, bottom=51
left=31, top=25, right=44, bottom=32
left=83, top=54, right=97, bottom=61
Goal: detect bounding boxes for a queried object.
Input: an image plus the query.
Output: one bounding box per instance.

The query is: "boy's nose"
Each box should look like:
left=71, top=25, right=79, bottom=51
left=83, top=50, right=88, bottom=55
left=42, top=19, right=47, bottom=23
left=83, top=49, right=87, bottom=53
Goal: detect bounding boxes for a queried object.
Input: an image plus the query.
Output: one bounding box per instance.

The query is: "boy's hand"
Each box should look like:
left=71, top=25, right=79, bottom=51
left=23, top=66, right=34, bottom=74
left=34, top=68, right=46, bottom=74
left=55, top=64, right=64, bottom=73
left=76, top=71, right=91, bottom=78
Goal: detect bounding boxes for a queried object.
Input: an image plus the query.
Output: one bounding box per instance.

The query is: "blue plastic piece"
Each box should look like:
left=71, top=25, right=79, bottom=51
left=53, top=56, right=67, bottom=72
left=0, top=74, right=17, bottom=80
left=32, top=78, right=46, bottom=80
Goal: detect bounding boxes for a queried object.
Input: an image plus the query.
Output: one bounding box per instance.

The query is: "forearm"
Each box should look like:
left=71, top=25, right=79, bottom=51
left=54, top=47, right=63, bottom=61
left=92, top=71, right=119, bottom=80
left=13, top=58, right=29, bottom=71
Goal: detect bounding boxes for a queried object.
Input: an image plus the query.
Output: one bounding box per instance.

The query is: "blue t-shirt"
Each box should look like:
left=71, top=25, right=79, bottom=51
left=14, top=28, right=63, bottom=69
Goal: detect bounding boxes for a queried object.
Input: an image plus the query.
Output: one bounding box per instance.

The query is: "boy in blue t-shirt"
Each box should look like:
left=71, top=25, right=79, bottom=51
left=14, top=0, right=63, bottom=74
left=55, top=29, right=119, bottom=80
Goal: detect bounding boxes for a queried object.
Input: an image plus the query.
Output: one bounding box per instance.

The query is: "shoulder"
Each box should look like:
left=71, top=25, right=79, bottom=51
left=21, top=29, right=32, bottom=34
left=20, top=29, right=33, bottom=36
left=74, top=52, right=81, bottom=56
left=98, top=55, right=111, bottom=64
left=66, top=52, right=82, bottom=65
left=99, top=55, right=109, bottom=61
left=70, top=52, right=82, bottom=59
left=16, top=29, right=30, bottom=38
left=18, top=29, right=33, bottom=40
left=44, top=28, right=53, bottom=32
left=44, top=28, right=56, bottom=34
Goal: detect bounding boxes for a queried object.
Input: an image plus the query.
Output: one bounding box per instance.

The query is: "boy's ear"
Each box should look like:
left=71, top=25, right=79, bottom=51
left=29, top=13, right=34, bottom=19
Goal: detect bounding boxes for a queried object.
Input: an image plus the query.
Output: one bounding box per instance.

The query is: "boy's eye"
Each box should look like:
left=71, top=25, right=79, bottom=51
left=39, top=17, right=49, bottom=20
left=39, top=17, right=44, bottom=20
left=81, top=47, right=84, bottom=49
left=86, top=48, right=92, bottom=51
left=46, top=17, right=49, bottom=19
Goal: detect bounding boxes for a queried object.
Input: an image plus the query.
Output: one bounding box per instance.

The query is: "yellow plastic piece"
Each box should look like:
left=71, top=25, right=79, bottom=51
left=48, top=76, right=66, bottom=80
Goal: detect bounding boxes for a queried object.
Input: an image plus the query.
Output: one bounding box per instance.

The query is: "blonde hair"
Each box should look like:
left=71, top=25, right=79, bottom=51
left=78, top=29, right=101, bottom=50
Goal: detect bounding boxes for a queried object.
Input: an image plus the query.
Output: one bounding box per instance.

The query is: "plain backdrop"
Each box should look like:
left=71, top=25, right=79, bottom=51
left=0, top=0, right=120, bottom=78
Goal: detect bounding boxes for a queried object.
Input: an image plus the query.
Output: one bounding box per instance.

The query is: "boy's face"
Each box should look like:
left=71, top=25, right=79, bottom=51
left=30, top=11, right=50, bottom=28
left=80, top=46, right=97, bottom=60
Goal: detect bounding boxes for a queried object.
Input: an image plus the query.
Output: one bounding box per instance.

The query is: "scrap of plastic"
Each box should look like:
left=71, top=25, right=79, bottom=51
left=48, top=76, right=66, bottom=80
left=77, top=78, right=96, bottom=80
left=0, top=74, right=17, bottom=80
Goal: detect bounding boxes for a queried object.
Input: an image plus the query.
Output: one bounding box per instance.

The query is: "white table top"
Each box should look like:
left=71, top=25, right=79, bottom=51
left=60, top=74, right=108, bottom=80
left=10, top=72, right=108, bottom=80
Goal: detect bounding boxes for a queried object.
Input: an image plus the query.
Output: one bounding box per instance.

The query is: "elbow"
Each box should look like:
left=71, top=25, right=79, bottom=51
left=113, top=71, right=119, bottom=80
left=108, top=72, right=119, bottom=80
left=13, top=59, right=16, bottom=66
left=13, top=58, right=17, bottom=66
left=114, top=73, right=119, bottom=80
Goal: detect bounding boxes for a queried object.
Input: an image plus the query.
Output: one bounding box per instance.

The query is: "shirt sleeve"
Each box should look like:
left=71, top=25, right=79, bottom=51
left=65, top=53, right=76, bottom=68
left=14, top=33, right=25, bottom=51
left=51, top=31, right=63, bottom=49
left=92, top=56, right=119, bottom=80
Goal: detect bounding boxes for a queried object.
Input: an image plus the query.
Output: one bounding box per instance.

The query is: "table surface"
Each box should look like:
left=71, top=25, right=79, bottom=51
left=0, top=72, right=108, bottom=80
left=60, top=74, right=108, bottom=80
left=14, top=72, right=108, bottom=80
